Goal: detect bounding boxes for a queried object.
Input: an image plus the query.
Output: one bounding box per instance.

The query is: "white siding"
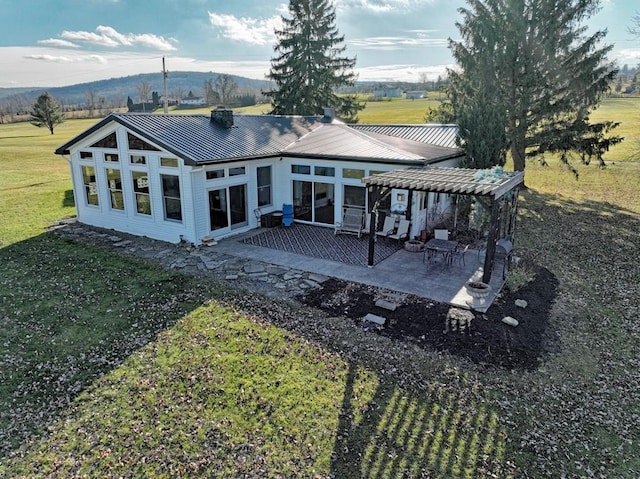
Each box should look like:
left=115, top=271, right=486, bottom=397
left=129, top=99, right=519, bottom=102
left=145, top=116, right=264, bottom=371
left=68, top=123, right=196, bottom=244
left=66, top=119, right=462, bottom=245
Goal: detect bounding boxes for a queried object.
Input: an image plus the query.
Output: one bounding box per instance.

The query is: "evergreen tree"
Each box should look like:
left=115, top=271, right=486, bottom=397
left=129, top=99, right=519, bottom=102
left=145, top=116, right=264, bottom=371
left=265, top=0, right=363, bottom=120
left=30, top=92, right=65, bottom=135
left=449, top=0, right=618, bottom=173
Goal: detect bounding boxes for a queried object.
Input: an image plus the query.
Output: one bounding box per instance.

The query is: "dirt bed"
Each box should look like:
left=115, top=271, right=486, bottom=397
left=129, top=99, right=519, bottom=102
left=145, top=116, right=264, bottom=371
left=299, top=265, right=559, bottom=371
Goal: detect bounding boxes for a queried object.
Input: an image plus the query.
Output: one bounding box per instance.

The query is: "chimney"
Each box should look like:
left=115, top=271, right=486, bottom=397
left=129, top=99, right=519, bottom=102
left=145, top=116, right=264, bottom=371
left=211, top=106, right=234, bottom=128
left=322, top=107, right=335, bottom=122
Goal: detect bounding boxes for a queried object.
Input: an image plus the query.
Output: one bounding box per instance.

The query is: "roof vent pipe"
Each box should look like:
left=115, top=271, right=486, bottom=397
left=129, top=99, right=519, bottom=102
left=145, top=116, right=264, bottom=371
left=211, top=106, right=234, bottom=128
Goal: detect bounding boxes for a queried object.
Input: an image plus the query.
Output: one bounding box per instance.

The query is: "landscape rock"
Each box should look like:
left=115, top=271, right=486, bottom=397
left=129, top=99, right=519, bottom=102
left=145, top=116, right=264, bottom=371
left=502, top=316, right=519, bottom=327
left=515, top=299, right=528, bottom=308
left=375, top=299, right=398, bottom=311
left=363, top=313, right=386, bottom=325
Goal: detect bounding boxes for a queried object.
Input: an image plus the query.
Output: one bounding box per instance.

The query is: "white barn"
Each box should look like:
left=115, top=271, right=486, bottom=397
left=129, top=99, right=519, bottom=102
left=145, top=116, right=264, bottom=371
left=55, top=108, right=464, bottom=245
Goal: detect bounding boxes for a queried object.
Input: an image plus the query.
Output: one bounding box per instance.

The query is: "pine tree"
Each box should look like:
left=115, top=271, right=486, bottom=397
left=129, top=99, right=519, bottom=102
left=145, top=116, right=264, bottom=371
left=30, top=92, right=65, bottom=135
left=265, top=0, right=363, bottom=120
left=449, top=0, right=618, bottom=173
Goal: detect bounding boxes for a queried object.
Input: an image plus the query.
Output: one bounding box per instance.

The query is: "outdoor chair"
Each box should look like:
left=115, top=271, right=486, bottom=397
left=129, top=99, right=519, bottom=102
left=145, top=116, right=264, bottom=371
left=450, top=243, right=469, bottom=266
left=387, top=219, right=411, bottom=242
left=334, top=207, right=365, bottom=238
left=375, top=216, right=397, bottom=240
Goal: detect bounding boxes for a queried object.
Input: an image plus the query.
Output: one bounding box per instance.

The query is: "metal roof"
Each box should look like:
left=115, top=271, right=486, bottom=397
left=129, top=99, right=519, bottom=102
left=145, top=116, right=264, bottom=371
left=56, top=113, right=324, bottom=165
left=350, top=124, right=459, bottom=148
left=363, top=166, right=524, bottom=198
left=284, top=124, right=429, bottom=164
left=56, top=113, right=463, bottom=166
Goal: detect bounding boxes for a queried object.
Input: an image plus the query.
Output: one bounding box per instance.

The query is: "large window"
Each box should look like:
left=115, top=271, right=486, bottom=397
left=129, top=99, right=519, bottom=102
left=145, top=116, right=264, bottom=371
left=256, top=166, right=272, bottom=207
left=344, top=185, right=366, bottom=210
left=81, top=166, right=99, bottom=206
left=132, top=171, right=151, bottom=215
left=161, top=174, right=182, bottom=222
left=106, top=168, right=124, bottom=210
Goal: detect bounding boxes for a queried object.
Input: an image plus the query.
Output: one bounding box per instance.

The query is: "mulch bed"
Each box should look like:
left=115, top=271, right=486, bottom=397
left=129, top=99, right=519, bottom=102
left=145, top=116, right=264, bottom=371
left=299, top=264, right=559, bottom=371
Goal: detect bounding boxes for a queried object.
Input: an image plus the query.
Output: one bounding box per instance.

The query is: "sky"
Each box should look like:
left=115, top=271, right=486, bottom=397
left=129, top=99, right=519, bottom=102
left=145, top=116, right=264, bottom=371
left=0, top=0, right=638, bottom=89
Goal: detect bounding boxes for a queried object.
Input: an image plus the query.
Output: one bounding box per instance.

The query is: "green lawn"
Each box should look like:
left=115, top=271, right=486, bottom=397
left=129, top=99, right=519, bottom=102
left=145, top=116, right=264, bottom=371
left=1, top=106, right=639, bottom=478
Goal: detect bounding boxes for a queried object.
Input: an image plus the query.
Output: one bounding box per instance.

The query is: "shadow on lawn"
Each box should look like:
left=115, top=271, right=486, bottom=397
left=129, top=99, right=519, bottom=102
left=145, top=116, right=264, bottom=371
left=329, top=363, right=509, bottom=478
left=62, top=189, right=74, bottom=207
left=0, top=232, right=210, bottom=458
left=518, top=188, right=639, bottom=313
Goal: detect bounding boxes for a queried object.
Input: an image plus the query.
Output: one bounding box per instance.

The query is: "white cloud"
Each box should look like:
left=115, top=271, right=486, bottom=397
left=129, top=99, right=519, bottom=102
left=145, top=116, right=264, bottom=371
left=335, top=0, right=434, bottom=13
left=355, top=63, right=450, bottom=82
left=615, top=47, right=640, bottom=64
left=37, top=39, right=80, bottom=48
left=23, top=53, right=108, bottom=64
left=350, top=35, right=448, bottom=50
left=208, top=12, right=282, bottom=45
left=58, top=25, right=177, bottom=51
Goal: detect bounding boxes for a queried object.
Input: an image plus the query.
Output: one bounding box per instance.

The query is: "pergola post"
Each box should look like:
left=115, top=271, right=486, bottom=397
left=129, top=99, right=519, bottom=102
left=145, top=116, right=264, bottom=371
left=367, top=185, right=384, bottom=267
left=482, top=197, right=500, bottom=283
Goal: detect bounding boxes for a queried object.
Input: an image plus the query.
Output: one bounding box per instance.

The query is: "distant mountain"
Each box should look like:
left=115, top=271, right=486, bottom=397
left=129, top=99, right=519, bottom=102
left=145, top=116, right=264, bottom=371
left=0, top=71, right=273, bottom=108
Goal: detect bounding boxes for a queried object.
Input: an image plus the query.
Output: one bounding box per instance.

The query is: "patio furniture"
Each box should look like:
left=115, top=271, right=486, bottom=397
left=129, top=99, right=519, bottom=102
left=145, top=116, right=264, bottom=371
left=335, top=207, right=365, bottom=238
left=450, top=243, right=469, bottom=266
left=423, top=238, right=458, bottom=264
left=388, top=219, right=411, bottom=242
left=375, top=216, right=397, bottom=240
left=282, top=204, right=294, bottom=227
left=434, top=229, right=449, bottom=240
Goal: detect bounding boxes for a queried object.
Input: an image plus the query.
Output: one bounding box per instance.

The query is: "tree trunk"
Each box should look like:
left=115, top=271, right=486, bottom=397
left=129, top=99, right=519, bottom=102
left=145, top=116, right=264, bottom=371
left=510, top=137, right=526, bottom=172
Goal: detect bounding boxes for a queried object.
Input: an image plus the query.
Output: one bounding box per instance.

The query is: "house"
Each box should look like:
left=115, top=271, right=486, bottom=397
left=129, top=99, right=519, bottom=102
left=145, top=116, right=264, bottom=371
left=373, top=89, right=403, bottom=98
left=54, top=108, right=465, bottom=245
left=179, top=96, right=207, bottom=106
left=406, top=91, right=425, bottom=100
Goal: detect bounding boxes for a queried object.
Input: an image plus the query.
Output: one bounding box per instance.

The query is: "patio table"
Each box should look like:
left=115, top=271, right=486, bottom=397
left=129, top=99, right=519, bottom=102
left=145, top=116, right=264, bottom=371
left=424, top=238, right=458, bottom=264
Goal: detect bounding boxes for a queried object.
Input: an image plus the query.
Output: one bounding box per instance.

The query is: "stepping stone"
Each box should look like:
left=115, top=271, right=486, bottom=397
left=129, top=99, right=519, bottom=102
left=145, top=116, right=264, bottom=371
left=244, top=263, right=266, bottom=274
left=363, top=313, right=386, bottom=325
left=303, top=279, right=320, bottom=288
left=375, top=299, right=398, bottom=311
left=284, top=272, right=301, bottom=281
left=308, top=273, right=329, bottom=283
left=203, top=260, right=224, bottom=270
left=267, top=266, right=288, bottom=276
left=225, top=274, right=239, bottom=280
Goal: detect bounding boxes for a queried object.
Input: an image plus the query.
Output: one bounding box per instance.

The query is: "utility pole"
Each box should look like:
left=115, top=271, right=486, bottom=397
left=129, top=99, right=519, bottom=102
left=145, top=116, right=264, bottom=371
left=162, top=57, right=169, bottom=114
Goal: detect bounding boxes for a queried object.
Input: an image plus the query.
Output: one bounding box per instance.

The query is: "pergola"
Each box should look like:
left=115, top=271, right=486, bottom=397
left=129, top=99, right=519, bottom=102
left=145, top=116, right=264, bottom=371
left=363, top=166, right=525, bottom=283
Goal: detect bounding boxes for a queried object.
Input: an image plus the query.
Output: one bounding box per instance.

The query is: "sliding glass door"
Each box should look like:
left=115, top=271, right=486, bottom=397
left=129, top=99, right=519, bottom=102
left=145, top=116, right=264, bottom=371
left=209, top=184, right=247, bottom=232
left=293, top=180, right=335, bottom=224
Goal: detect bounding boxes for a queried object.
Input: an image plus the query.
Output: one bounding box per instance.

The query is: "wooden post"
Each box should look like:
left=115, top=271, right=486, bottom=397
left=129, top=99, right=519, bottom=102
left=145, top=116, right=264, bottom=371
left=482, top=197, right=501, bottom=283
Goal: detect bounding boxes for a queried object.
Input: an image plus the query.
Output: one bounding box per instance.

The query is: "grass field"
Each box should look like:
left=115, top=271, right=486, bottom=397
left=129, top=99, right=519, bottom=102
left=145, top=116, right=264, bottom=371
left=1, top=101, right=639, bottom=478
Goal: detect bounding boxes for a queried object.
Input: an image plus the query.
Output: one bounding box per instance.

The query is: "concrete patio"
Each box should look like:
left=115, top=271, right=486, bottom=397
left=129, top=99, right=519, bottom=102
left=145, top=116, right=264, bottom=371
left=215, top=226, right=506, bottom=312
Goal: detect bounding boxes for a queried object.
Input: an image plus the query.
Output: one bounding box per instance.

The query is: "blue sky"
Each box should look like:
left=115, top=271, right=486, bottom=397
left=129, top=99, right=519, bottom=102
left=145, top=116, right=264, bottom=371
left=0, top=0, right=638, bottom=88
